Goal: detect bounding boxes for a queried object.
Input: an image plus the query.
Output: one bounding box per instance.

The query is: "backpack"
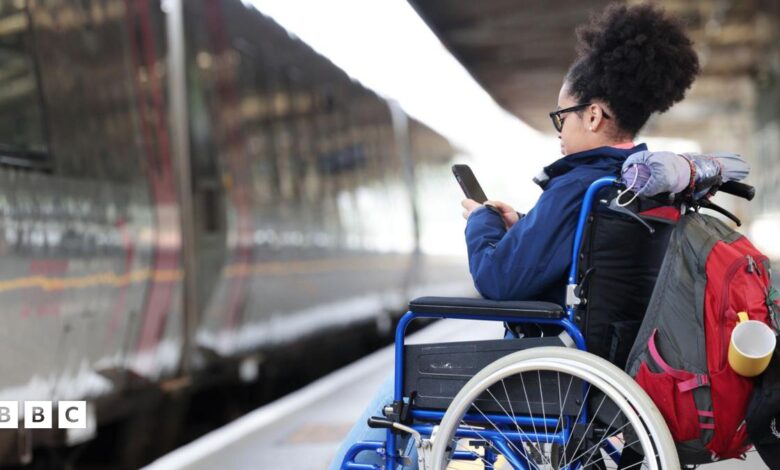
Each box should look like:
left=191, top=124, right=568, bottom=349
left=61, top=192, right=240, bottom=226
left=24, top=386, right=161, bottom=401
left=625, top=211, right=775, bottom=464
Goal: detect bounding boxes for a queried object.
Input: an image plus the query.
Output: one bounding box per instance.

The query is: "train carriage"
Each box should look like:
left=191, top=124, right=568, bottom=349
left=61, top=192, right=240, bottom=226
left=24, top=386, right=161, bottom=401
left=0, top=0, right=468, bottom=466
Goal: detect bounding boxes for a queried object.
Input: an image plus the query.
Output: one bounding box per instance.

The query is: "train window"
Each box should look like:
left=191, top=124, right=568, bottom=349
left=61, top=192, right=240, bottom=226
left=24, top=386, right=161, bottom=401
left=0, top=3, right=49, bottom=167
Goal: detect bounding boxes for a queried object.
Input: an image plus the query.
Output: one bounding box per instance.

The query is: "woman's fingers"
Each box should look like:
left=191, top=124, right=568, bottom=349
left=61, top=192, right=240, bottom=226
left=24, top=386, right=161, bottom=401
left=461, top=199, right=519, bottom=225
left=461, top=198, right=478, bottom=209
left=485, top=200, right=519, bottom=228
left=461, top=199, right=481, bottom=219
left=485, top=200, right=514, bottom=213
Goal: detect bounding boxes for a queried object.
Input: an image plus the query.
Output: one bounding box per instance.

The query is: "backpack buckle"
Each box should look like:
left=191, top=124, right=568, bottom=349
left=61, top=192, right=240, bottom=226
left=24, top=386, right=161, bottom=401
left=678, top=374, right=710, bottom=393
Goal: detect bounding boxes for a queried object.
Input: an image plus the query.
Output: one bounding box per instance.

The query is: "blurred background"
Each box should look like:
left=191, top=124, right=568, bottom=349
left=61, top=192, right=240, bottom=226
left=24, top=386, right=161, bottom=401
left=0, top=0, right=776, bottom=468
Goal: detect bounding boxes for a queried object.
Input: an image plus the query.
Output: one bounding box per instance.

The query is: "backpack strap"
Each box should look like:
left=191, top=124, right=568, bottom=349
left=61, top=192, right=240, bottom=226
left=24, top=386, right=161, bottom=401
left=647, top=329, right=710, bottom=392
left=698, top=410, right=716, bottom=430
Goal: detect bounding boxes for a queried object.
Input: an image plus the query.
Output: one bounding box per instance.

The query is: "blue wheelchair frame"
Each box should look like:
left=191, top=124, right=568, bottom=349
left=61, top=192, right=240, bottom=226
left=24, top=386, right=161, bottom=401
left=342, top=177, right=621, bottom=470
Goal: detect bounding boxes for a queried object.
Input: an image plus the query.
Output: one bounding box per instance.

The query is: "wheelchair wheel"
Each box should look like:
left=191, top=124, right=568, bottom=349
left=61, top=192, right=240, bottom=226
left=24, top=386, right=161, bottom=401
left=430, top=347, right=678, bottom=469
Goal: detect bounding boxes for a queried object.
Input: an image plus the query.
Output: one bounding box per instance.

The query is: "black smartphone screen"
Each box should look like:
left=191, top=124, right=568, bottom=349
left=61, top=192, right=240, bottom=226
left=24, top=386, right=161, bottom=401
left=452, top=164, right=488, bottom=203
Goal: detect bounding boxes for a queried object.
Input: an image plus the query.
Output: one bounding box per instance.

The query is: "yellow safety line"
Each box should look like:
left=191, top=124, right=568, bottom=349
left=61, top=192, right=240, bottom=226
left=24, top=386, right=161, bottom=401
left=0, top=256, right=414, bottom=292
left=0, top=269, right=183, bottom=293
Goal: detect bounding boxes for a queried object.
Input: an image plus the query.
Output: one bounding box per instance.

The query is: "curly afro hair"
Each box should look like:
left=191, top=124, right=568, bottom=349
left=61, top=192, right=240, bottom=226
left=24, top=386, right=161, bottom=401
left=566, top=2, right=700, bottom=136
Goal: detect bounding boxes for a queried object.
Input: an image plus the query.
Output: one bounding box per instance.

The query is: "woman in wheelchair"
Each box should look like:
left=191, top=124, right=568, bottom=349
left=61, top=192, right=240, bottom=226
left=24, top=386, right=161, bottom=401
left=333, top=4, right=700, bottom=469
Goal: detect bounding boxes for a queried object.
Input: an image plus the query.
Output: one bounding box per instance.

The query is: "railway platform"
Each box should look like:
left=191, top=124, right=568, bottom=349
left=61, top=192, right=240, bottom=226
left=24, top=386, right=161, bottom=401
left=143, top=319, right=769, bottom=470
left=143, top=318, right=502, bottom=469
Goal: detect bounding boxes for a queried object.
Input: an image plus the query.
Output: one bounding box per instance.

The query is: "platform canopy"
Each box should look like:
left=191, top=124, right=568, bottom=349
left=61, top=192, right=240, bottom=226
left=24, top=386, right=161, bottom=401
left=408, top=0, right=780, bottom=151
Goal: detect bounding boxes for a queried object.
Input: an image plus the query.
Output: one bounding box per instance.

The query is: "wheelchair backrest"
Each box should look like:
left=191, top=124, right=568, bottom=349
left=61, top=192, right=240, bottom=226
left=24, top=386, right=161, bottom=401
left=575, top=186, right=676, bottom=369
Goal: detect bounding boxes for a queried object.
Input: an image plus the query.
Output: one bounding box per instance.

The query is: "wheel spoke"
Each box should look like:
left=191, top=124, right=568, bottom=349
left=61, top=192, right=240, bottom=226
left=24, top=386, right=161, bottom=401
left=518, top=372, right=539, bottom=434
left=483, top=385, right=551, bottom=467
left=578, top=412, right=627, bottom=466
left=501, top=378, right=523, bottom=443
left=565, top=393, right=608, bottom=463
left=561, top=378, right=592, bottom=468
left=537, top=370, right=548, bottom=467
left=577, top=436, right=657, bottom=470
left=501, top=378, right=552, bottom=469
left=469, top=401, right=543, bottom=469
left=448, top=437, right=496, bottom=468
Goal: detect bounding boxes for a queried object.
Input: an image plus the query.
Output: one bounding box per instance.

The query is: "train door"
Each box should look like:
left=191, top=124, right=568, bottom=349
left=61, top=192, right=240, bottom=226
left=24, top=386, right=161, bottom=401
left=182, top=1, right=227, bottom=336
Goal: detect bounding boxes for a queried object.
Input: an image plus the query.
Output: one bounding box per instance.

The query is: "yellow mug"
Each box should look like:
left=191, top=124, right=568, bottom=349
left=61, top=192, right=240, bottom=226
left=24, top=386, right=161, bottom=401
left=728, top=311, right=776, bottom=377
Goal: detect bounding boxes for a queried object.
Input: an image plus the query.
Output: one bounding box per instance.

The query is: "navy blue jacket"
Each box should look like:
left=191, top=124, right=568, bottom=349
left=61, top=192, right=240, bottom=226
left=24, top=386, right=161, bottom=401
left=465, top=144, right=647, bottom=306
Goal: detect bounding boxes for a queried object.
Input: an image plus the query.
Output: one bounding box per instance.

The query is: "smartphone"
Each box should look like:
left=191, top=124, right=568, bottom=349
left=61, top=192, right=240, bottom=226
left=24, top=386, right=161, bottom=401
left=452, top=164, right=488, bottom=203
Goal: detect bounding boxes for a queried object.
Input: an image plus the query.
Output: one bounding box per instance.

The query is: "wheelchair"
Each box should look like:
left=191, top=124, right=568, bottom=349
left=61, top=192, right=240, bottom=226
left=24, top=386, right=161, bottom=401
left=340, top=176, right=752, bottom=470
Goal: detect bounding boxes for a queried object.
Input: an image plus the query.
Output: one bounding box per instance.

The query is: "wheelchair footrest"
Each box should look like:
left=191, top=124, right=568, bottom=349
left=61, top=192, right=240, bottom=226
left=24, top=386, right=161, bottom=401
left=404, top=338, right=582, bottom=415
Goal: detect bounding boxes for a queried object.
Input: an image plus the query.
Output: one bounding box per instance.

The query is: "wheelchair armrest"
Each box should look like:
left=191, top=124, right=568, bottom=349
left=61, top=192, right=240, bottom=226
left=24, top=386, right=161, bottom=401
left=408, top=296, right=565, bottom=320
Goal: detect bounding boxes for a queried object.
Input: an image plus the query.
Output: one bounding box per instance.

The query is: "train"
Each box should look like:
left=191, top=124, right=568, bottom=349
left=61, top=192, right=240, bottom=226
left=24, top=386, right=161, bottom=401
left=0, top=0, right=473, bottom=467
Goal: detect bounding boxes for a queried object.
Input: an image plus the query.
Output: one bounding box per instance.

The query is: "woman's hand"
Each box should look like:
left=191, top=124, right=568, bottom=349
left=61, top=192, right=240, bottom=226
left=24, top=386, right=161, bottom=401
left=486, top=200, right=520, bottom=229
left=461, top=199, right=520, bottom=229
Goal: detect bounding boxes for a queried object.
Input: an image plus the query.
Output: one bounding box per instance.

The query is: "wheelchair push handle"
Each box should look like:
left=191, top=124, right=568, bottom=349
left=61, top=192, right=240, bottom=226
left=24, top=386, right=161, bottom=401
left=719, top=181, right=755, bottom=201
left=367, top=416, right=395, bottom=429
left=367, top=416, right=423, bottom=443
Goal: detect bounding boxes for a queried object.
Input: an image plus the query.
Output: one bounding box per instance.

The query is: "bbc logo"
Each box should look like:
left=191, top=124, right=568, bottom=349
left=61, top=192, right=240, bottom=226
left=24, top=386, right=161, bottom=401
left=0, top=401, right=87, bottom=429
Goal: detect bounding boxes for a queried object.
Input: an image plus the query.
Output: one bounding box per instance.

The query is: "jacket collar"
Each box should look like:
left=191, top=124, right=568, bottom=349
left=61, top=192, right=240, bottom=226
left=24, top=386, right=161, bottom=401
left=533, top=143, right=648, bottom=189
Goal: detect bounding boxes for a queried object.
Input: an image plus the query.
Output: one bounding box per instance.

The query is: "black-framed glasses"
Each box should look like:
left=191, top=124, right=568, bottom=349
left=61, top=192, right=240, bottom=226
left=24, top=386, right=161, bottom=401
left=548, top=103, right=610, bottom=132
